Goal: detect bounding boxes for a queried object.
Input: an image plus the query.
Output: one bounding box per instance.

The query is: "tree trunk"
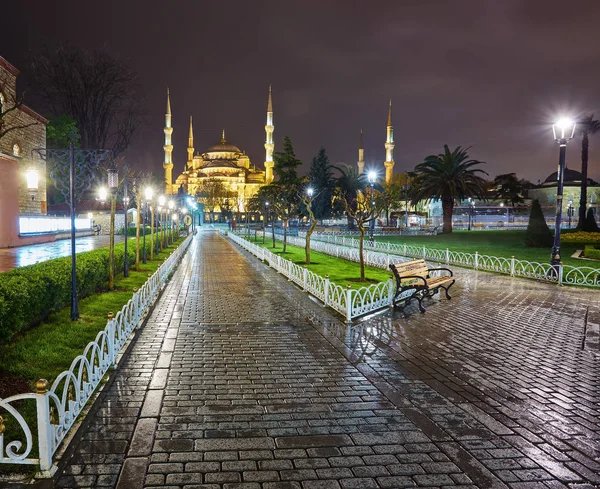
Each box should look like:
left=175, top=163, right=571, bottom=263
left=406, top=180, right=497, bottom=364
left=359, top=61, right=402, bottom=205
left=283, top=218, right=288, bottom=253
left=305, top=216, right=316, bottom=265
left=442, top=197, right=454, bottom=233
left=358, top=222, right=365, bottom=281
left=578, top=131, right=589, bottom=228
left=271, top=217, right=276, bottom=248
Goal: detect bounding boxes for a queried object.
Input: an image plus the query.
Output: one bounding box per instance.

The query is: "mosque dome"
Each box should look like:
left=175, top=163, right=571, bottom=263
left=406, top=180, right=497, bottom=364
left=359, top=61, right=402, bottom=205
left=206, top=130, right=241, bottom=154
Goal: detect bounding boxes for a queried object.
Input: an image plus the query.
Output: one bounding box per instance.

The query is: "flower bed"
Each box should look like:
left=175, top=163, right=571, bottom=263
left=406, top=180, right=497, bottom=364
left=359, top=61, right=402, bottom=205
left=562, top=231, right=600, bottom=244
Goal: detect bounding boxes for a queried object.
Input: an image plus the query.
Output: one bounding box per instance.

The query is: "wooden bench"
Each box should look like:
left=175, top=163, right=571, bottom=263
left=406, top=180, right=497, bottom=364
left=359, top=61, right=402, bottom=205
left=389, top=259, right=455, bottom=313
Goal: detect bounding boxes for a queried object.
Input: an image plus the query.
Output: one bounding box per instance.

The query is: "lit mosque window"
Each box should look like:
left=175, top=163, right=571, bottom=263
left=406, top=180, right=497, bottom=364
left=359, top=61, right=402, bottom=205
left=13, top=143, right=21, bottom=156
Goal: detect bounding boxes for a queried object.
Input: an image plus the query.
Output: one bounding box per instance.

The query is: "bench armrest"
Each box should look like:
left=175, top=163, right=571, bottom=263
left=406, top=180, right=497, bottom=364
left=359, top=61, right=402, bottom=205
left=427, top=267, right=453, bottom=277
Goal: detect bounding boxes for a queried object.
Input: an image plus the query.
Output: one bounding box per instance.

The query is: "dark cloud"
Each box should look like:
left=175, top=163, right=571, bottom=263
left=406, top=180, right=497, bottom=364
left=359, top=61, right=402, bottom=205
left=3, top=0, right=600, bottom=183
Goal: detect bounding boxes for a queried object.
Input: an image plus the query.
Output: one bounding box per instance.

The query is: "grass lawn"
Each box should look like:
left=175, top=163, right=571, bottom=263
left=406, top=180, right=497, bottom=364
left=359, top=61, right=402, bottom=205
left=246, top=236, right=391, bottom=287
left=0, top=237, right=185, bottom=393
left=370, top=230, right=593, bottom=267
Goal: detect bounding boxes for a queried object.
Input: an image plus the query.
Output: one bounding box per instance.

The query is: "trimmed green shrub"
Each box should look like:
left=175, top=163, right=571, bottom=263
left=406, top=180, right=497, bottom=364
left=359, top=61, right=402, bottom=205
left=581, top=208, right=600, bottom=233
left=584, top=244, right=600, bottom=260
left=524, top=199, right=554, bottom=247
left=0, top=236, right=154, bottom=343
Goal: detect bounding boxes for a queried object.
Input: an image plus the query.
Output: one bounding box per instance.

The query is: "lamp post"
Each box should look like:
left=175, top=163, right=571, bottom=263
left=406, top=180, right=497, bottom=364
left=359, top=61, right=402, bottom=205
left=143, top=187, right=153, bottom=264
left=158, top=195, right=166, bottom=250
left=168, top=200, right=174, bottom=244
left=35, top=144, right=112, bottom=320
left=467, top=198, right=475, bottom=230
left=551, top=118, right=576, bottom=268
left=122, top=175, right=130, bottom=277
left=403, top=183, right=409, bottom=230
left=107, top=164, right=118, bottom=290
left=263, top=201, right=269, bottom=244
left=25, top=167, right=39, bottom=200
left=367, top=171, right=376, bottom=243
left=567, top=199, right=574, bottom=229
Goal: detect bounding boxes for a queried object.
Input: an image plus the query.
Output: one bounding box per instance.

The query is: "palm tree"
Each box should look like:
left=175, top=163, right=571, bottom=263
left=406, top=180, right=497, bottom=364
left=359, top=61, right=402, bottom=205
left=410, top=145, right=488, bottom=233
left=577, top=115, right=600, bottom=228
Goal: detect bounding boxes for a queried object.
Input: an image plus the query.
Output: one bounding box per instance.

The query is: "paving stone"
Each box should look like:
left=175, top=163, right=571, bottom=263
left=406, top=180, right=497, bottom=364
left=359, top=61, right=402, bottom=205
left=52, top=232, right=600, bottom=488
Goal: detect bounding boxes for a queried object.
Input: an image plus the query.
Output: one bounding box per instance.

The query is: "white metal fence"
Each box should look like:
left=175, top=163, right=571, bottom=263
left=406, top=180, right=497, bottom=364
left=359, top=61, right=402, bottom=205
left=0, top=234, right=193, bottom=475
left=291, top=232, right=600, bottom=288
left=228, top=232, right=423, bottom=323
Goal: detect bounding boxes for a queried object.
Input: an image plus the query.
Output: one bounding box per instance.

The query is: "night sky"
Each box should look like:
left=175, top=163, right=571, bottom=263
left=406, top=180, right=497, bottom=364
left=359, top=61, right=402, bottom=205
left=3, top=0, right=600, bottom=183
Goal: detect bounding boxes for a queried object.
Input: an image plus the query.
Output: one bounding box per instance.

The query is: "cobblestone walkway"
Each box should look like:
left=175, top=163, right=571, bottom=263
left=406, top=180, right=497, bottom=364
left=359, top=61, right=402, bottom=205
left=55, top=230, right=600, bottom=489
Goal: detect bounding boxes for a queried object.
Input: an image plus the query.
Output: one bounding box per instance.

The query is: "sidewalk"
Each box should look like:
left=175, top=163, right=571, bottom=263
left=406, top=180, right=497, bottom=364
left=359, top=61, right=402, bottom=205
left=54, top=230, right=599, bottom=488
left=0, top=235, right=125, bottom=272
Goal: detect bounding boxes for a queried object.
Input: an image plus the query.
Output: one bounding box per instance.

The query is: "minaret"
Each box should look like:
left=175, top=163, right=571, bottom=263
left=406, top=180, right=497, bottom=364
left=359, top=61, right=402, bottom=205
left=187, top=115, right=194, bottom=169
left=163, top=88, right=174, bottom=194
left=264, top=85, right=275, bottom=184
left=357, top=129, right=365, bottom=175
left=384, top=99, right=395, bottom=184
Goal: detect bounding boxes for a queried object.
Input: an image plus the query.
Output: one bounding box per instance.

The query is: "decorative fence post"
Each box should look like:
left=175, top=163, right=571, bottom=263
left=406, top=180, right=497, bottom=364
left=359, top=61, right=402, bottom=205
left=510, top=256, right=515, bottom=276
left=403, top=243, right=407, bottom=256
left=303, top=267, right=308, bottom=290
left=422, top=246, right=426, bottom=259
left=475, top=251, right=479, bottom=270
left=346, top=285, right=353, bottom=323
left=558, top=264, right=563, bottom=286
left=386, top=253, right=390, bottom=269
left=35, top=379, right=54, bottom=473
left=324, top=275, right=329, bottom=307
left=446, top=248, right=450, bottom=265
left=387, top=277, right=395, bottom=307
left=107, top=313, right=116, bottom=366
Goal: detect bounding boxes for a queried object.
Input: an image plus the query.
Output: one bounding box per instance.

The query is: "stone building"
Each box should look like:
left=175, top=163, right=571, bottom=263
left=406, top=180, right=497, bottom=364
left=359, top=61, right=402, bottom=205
left=0, top=56, right=48, bottom=215
left=163, top=87, right=272, bottom=216
left=528, top=167, right=599, bottom=219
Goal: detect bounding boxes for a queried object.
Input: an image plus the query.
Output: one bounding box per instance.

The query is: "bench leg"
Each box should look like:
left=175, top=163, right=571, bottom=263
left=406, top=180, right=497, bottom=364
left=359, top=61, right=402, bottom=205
left=441, top=280, right=455, bottom=300
left=416, top=294, right=426, bottom=313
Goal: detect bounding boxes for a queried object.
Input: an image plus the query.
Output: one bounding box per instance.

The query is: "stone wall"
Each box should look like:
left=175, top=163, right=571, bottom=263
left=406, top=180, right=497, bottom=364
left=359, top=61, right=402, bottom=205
left=0, top=57, right=48, bottom=216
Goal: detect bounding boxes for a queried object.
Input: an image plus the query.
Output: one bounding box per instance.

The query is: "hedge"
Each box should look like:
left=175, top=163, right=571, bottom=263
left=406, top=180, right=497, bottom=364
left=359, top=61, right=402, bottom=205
left=561, top=231, right=600, bottom=245
left=0, top=236, right=155, bottom=343
left=584, top=244, right=600, bottom=260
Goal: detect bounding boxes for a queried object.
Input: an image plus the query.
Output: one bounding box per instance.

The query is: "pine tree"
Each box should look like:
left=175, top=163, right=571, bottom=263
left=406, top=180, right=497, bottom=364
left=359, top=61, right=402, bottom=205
left=582, top=207, right=600, bottom=232
left=308, top=147, right=334, bottom=220
left=274, top=136, right=302, bottom=185
left=524, top=199, right=553, bottom=247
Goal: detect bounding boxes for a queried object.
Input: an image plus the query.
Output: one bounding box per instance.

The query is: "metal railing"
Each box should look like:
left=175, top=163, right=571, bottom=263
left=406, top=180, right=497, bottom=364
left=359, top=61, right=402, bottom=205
left=278, top=231, right=600, bottom=288
left=0, top=234, right=193, bottom=475
left=228, top=232, right=423, bottom=323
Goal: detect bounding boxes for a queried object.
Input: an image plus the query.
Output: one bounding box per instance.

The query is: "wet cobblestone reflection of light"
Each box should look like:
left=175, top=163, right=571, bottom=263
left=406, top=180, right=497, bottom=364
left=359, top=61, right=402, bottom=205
left=0, top=235, right=126, bottom=272
left=53, top=231, right=599, bottom=488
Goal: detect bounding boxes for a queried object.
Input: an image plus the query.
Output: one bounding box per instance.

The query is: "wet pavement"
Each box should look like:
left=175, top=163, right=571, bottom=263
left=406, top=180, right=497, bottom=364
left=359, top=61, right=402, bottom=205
left=0, top=235, right=126, bottom=272
left=54, top=230, right=599, bottom=488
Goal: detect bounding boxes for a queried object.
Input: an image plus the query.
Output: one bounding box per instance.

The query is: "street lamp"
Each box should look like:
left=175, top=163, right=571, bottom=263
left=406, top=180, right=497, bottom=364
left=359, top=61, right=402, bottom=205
left=107, top=164, right=118, bottom=290
left=467, top=198, right=475, bottom=231
left=264, top=201, right=269, bottom=244
left=159, top=195, right=167, bottom=249
left=25, top=167, right=39, bottom=200
left=551, top=118, right=576, bottom=267
left=403, top=183, right=409, bottom=230
left=122, top=176, right=130, bottom=277
left=143, top=187, right=153, bottom=264
left=167, top=200, right=174, bottom=244
left=567, top=199, right=574, bottom=229
left=367, top=171, right=377, bottom=242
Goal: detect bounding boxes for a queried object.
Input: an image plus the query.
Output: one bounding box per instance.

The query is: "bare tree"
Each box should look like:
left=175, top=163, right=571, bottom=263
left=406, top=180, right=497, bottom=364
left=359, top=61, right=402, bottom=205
left=196, top=179, right=227, bottom=222
left=29, top=44, right=144, bottom=156
left=0, top=70, right=38, bottom=142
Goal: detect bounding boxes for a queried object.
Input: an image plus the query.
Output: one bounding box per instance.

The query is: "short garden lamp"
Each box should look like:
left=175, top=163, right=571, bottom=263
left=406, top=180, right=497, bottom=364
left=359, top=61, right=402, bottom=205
left=98, top=186, right=108, bottom=204
left=145, top=186, right=153, bottom=203
left=367, top=171, right=377, bottom=241
left=107, top=164, right=118, bottom=196
left=550, top=118, right=576, bottom=267
left=25, top=167, right=39, bottom=200
left=158, top=195, right=166, bottom=207
left=168, top=200, right=174, bottom=210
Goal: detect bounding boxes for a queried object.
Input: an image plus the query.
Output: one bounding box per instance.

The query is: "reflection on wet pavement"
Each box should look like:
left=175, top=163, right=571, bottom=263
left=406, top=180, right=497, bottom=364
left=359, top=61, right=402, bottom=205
left=0, top=235, right=126, bottom=272
left=53, top=231, right=599, bottom=488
